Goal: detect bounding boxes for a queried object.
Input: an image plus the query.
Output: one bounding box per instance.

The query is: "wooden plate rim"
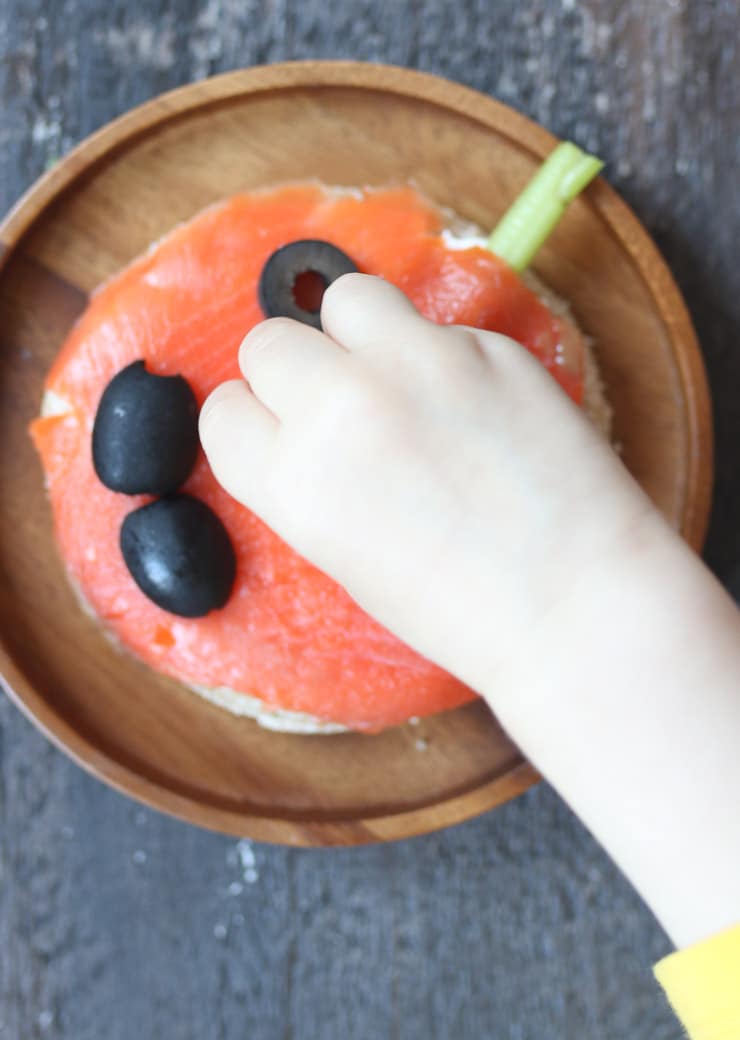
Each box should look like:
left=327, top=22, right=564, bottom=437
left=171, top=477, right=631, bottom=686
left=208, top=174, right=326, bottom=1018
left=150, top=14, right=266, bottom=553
left=0, top=61, right=712, bottom=845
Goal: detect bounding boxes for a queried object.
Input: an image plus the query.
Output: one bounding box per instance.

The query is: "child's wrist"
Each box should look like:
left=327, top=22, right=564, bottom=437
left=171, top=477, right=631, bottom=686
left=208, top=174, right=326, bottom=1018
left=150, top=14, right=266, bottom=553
left=477, top=510, right=740, bottom=950
left=480, top=505, right=679, bottom=727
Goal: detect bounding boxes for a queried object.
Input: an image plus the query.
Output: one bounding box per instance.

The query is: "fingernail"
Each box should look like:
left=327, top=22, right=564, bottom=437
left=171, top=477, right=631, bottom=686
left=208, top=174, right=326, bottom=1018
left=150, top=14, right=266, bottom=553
left=198, top=393, right=219, bottom=434
left=199, top=385, right=231, bottom=432
left=240, top=318, right=295, bottom=359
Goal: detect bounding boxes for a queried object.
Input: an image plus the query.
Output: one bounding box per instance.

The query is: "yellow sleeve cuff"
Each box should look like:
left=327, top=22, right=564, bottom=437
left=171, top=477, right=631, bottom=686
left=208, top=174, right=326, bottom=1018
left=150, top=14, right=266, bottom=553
left=654, top=923, right=740, bottom=1040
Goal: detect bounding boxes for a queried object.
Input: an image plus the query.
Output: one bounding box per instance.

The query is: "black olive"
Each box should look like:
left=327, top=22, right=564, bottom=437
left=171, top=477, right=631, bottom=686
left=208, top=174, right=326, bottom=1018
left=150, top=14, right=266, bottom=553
left=258, top=239, right=357, bottom=329
left=120, top=495, right=236, bottom=617
left=92, top=361, right=199, bottom=495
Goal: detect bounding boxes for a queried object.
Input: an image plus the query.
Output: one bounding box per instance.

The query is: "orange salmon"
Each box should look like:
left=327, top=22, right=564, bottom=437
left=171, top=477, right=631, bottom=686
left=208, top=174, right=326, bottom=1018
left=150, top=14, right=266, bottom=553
left=30, top=184, right=584, bottom=731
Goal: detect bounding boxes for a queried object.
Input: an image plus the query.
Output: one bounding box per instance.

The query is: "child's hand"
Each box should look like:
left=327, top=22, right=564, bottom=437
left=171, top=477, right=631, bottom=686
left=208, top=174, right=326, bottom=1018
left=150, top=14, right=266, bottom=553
left=202, top=273, right=740, bottom=949
left=200, top=274, right=651, bottom=694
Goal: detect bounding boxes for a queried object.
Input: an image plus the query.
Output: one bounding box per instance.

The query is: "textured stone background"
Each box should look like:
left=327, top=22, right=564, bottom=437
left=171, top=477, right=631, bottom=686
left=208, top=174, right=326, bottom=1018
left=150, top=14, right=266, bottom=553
left=1, top=1, right=739, bottom=1038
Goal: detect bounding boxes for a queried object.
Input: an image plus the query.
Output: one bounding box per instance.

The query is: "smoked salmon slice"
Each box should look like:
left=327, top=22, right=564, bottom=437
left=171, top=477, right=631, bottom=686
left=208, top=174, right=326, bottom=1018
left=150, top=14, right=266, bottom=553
left=30, top=184, right=584, bottom=731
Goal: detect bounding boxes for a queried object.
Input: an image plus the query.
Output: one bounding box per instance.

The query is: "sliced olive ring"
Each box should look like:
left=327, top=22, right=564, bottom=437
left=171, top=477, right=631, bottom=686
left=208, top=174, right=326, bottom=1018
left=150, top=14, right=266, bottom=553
left=258, top=239, right=357, bottom=329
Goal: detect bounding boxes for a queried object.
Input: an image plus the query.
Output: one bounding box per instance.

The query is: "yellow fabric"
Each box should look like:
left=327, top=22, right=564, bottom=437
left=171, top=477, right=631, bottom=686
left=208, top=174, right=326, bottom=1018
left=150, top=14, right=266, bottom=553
left=654, top=924, right=740, bottom=1039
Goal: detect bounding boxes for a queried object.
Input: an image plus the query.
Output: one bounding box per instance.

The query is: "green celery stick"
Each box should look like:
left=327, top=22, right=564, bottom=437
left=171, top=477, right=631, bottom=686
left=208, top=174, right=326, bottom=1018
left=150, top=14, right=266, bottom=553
left=487, top=142, right=603, bottom=272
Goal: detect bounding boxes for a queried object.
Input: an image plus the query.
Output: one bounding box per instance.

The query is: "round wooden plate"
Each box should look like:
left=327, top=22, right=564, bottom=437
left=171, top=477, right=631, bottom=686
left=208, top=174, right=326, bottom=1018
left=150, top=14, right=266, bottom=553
left=0, top=62, right=712, bottom=845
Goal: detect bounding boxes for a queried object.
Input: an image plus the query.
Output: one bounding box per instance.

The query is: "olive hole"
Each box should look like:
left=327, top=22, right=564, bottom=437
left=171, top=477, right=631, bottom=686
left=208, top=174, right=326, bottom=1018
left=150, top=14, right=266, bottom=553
left=292, top=269, right=328, bottom=314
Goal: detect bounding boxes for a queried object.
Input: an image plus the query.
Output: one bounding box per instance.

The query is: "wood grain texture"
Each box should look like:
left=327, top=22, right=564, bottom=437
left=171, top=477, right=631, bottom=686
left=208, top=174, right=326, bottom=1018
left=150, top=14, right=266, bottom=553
left=1, top=0, right=738, bottom=1038
left=0, top=61, right=712, bottom=851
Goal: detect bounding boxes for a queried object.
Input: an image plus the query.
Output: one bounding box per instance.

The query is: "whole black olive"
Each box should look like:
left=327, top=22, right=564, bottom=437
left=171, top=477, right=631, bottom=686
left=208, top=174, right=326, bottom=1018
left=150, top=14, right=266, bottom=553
left=120, top=495, right=236, bottom=617
left=258, top=239, right=357, bottom=329
left=92, top=361, right=199, bottom=495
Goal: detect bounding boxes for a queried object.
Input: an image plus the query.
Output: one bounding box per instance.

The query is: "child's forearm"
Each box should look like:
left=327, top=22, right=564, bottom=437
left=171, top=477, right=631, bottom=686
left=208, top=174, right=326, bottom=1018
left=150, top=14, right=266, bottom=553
left=485, top=514, right=740, bottom=949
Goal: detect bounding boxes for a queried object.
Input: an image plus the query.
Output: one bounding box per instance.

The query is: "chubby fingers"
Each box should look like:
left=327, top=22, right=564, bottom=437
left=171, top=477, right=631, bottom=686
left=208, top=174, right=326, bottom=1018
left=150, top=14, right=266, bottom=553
left=200, top=274, right=499, bottom=511
left=199, top=379, right=277, bottom=508
left=238, top=316, right=348, bottom=419
left=233, top=274, right=445, bottom=425
left=321, top=273, right=452, bottom=359
left=200, top=307, right=351, bottom=510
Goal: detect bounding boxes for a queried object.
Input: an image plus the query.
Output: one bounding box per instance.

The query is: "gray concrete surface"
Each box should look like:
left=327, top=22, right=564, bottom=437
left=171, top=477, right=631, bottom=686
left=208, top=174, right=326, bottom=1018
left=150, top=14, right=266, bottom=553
left=2, top=1, right=739, bottom=1037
